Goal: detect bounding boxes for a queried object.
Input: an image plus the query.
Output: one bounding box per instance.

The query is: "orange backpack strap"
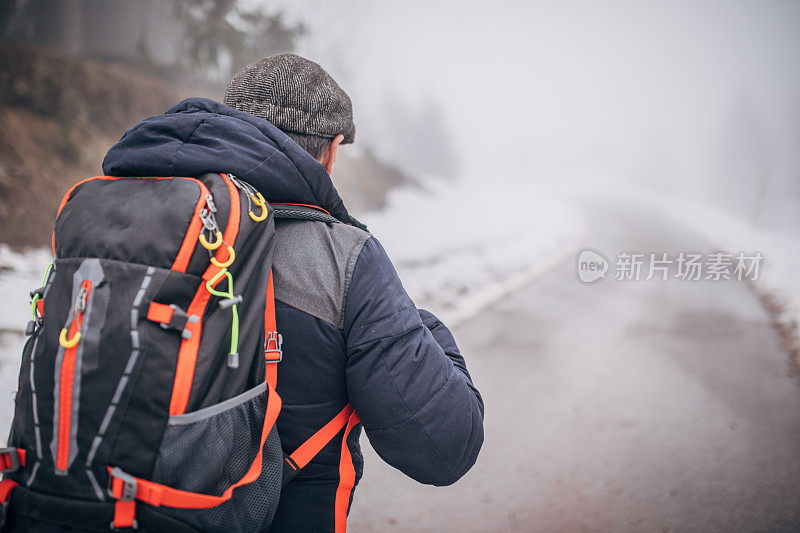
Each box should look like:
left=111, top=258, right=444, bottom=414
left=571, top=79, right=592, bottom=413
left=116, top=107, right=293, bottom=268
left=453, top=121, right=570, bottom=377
left=335, top=411, right=362, bottom=533
left=282, top=403, right=357, bottom=489
left=264, top=270, right=281, bottom=388
left=0, top=447, right=26, bottom=504
left=0, top=479, right=19, bottom=504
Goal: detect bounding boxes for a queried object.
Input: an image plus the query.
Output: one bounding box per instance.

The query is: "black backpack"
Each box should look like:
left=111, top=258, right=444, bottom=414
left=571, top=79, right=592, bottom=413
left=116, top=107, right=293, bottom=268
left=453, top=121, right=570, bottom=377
left=0, top=173, right=356, bottom=532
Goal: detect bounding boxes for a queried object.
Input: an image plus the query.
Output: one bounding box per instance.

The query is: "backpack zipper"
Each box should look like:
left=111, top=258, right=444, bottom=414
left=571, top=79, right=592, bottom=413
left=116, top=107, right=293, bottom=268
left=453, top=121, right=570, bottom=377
left=172, top=177, right=215, bottom=273
left=227, top=174, right=268, bottom=222
left=168, top=173, right=243, bottom=415
left=55, top=279, right=92, bottom=472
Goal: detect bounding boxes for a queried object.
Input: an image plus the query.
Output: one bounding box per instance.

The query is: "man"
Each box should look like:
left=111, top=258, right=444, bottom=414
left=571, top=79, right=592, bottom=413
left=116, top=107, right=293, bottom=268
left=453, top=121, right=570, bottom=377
left=224, top=53, right=484, bottom=531
left=107, top=53, right=485, bottom=532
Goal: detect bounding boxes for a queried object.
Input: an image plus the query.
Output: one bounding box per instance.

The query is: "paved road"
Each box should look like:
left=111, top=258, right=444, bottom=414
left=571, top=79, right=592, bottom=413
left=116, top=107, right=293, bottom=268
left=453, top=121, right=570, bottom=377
left=348, top=201, right=800, bottom=532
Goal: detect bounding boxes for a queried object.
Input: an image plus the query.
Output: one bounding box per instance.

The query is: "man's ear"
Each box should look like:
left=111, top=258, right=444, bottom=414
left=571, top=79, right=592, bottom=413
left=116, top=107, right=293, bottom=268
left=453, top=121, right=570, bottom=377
left=320, top=134, right=345, bottom=175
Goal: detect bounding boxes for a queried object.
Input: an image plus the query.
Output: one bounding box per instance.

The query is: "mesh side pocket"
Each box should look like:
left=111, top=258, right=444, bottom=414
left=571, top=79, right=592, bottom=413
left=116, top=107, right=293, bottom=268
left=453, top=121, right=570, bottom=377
left=150, top=383, right=283, bottom=533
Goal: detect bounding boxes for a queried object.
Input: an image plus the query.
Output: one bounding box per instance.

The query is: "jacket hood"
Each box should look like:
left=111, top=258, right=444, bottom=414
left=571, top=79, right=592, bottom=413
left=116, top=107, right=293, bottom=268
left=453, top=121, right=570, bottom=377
left=102, top=98, right=365, bottom=229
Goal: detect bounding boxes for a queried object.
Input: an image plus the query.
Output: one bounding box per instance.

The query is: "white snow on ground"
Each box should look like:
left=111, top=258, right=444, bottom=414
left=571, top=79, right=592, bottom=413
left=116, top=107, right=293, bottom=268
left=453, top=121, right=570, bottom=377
left=361, top=179, right=586, bottom=326
left=0, top=245, right=53, bottom=433
left=0, top=244, right=53, bottom=332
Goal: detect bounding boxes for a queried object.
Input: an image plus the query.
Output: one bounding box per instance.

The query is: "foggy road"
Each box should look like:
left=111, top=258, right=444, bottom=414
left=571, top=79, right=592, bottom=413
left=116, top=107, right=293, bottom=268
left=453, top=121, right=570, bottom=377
left=349, top=201, right=800, bottom=532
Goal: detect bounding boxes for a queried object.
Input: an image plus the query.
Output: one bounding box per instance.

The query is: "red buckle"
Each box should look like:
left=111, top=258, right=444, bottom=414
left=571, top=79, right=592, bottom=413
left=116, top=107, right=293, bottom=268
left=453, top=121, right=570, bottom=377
left=0, top=448, right=24, bottom=474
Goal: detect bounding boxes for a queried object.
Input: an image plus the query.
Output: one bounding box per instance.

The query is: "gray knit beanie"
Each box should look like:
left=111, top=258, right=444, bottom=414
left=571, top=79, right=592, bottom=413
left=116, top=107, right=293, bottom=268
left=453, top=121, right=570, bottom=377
left=224, top=53, right=355, bottom=143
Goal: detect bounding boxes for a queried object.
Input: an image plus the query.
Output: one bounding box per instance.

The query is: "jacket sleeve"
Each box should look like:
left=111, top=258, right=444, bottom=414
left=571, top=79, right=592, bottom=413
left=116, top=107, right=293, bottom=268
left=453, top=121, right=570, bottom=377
left=342, top=236, right=484, bottom=486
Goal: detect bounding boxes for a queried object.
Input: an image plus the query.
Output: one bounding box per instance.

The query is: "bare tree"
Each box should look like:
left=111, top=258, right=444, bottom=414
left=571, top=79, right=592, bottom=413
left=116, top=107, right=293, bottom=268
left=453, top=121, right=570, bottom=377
left=173, top=0, right=304, bottom=77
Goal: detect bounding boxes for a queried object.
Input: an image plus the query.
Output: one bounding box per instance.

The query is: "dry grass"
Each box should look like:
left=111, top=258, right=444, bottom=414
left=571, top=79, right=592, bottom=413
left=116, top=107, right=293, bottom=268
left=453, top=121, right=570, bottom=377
left=0, top=42, right=407, bottom=248
left=0, top=42, right=185, bottom=247
left=751, top=284, right=800, bottom=381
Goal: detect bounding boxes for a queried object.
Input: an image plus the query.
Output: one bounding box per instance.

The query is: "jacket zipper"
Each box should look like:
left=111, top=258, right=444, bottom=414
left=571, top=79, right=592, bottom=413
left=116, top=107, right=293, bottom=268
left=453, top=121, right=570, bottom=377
left=56, top=279, right=92, bottom=471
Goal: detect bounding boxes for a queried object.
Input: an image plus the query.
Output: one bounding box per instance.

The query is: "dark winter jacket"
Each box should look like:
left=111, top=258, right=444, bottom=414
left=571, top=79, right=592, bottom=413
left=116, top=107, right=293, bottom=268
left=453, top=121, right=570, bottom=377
left=101, top=98, right=485, bottom=531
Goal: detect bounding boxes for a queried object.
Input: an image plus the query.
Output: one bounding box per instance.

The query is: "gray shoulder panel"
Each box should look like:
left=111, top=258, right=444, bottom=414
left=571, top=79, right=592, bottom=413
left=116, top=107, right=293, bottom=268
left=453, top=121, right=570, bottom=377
left=272, top=219, right=371, bottom=328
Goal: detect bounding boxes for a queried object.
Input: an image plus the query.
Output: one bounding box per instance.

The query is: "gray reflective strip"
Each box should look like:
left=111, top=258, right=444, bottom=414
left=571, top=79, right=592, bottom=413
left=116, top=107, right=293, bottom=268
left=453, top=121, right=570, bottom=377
left=124, top=351, right=139, bottom=375
left=86, top=469, right=105, bottom=501
left=33, top=425, right=43, bottom=460
left=85, top=268, right=154, bottom=477
left=29, top=340, right=39, bottom=427
left=133, top=287, right=146, bottom=308
left=111, top=376, right=129, bottom=404
left=29, top=334, right=43, bottom=459
left=30, top=266, right=55, bottom=461
left=131, top=330, right=140, bottom=349
left=97, top=404, right=116, bottom=437
left=85, top=435, right=102, bottom=466
left=25, top=461, right=40, bottom=487
left=168, top=382, right=268, bottom=426
left=51, top=259, right=105, bottom=475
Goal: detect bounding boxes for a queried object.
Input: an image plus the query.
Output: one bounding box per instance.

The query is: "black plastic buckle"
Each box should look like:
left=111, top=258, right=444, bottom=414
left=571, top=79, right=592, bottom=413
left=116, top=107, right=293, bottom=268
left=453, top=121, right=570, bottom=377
left=28, top=287, right=44, bottom=301
left=109, top=517, right=139, bottom=530
left=265, top=331, right=283, bottom=363
left=158, top=305, right=199, bottom=340
left=108, top=467, right=137, bottom=501
left=27, top=286, right=46, bottom=336
left=0, top=448, right=20, bottom=474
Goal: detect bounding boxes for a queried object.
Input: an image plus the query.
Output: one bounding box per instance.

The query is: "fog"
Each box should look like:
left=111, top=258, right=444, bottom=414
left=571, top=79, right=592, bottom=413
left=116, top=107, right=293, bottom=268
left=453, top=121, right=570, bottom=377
left=263, top=0, right=800, bottom=234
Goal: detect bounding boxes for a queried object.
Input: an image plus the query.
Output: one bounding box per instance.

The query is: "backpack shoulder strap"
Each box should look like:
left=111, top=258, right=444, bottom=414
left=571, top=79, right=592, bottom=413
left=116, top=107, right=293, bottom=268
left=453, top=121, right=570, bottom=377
left=270, top=202, right=360, bottom=488
left=272, top=203, right=341, bottom=224
left=281, top=404, right=358, bottom=487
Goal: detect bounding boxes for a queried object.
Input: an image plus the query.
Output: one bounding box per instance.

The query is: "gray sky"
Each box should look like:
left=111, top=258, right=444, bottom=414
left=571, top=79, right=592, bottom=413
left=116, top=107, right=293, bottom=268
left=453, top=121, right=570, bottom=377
left=260, top=0, right=800, bottom=230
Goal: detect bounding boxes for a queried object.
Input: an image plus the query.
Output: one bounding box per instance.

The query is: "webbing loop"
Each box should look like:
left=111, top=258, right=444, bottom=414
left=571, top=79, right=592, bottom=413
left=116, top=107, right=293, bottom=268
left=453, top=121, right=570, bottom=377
left=205, top=268, right=240, bottom=365
left=0, top=478, right=18, bottom=504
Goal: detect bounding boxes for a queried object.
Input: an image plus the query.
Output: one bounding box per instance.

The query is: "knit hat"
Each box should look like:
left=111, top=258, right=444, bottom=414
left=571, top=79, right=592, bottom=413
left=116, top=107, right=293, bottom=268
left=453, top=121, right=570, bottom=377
left=224, top=53, right=355, bottom=143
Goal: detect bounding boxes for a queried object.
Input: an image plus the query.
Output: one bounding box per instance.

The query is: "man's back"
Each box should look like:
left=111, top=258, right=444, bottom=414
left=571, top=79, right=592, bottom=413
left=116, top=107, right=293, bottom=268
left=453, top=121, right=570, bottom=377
left=269, top=215, right=484, bottom=531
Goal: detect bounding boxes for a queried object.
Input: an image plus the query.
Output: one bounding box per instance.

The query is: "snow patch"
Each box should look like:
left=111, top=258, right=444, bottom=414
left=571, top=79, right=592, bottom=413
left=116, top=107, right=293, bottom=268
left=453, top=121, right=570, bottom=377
left=0, top=245, right=53, bottom=434
left=362, top=180, right=586, bottom=326
left=0, top=244, right=53, bottom=333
